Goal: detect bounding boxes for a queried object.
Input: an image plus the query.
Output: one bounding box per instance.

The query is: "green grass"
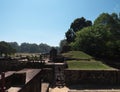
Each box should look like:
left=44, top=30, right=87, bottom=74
left=67, top=60, right=114, bottom=70
left=62, top=51, right=115, bottom=70
left=62, top=51, right=92, bottom=59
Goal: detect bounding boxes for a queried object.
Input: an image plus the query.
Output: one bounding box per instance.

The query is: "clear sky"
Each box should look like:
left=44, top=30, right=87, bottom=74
left=0, top=0, right=120, bottom=46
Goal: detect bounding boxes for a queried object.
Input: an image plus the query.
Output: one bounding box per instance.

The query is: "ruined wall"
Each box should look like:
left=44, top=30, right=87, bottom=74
left=18, top=70, right=43, bottom=92
left=1, top=69, right=43, bottom=92
left=42, top=68, right=53, bottom=83
left=65, top=69, right=120, bottom=85
left=0, top=60, right=25, bottom=73
left=18, top=77, right=41, bottom=92
left=43, top=69, right=120, bottom=86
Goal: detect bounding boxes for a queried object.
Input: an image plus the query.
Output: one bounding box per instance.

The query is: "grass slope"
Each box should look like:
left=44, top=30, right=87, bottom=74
left=62, top=51, right=114, bottom=70
left=67, top=60, right=114, bottom=70
left=62, top=51, right=92, bottom=59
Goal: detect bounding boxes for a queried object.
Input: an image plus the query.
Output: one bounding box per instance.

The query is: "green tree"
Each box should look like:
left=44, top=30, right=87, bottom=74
left=59, top=39, right=70, bottom=53
left=71, top=13, right=120, bottom=59
left=70, top=17, right=92, bottom=32
left=65, top=28, right=76, bottom=43
left=9, top=42, right=20, bottom=52
left=39, top=43, right=51, bottom=53
left=29, top=44, right=39, bottom=53
left=65, top=17, right=92, bottom=43
left=20, top=43, right=31, bottom=53
left=72, top=25, right=111, bottom=57
left=0, top=41, right=16, bottom=57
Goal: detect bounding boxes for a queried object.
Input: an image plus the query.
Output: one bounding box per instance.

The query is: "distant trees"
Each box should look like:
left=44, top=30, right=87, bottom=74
left=20, top=43, right=31, bottom=53
left=0, top=41, right=16, bottom=57
left=18, top=43, right=52, bottom=53
left=9, top=42, right=20, bottom=52
left=0, top=41, right=53, bottom=54
left=39, top=43, right=52, bottom=53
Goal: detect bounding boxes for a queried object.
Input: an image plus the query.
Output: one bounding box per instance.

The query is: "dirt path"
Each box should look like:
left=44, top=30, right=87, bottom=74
left=49, top=86, right=70, bottom=92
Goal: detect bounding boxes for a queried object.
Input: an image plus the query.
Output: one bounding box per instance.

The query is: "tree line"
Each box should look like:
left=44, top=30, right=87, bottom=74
left=0, top=41, right=54, bottom=57
left=60, top=13, right=120, bottom=60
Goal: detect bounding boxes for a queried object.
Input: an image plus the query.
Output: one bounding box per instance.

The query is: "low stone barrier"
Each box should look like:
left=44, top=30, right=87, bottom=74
left=43, top=69, right=120, bottom=86
left=65, top=69, right=120, bottom=85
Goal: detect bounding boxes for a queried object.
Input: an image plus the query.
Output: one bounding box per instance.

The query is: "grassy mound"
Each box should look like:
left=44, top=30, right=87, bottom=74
left=67, top=60, right=114, bottom=70
left=62, top=51, right=114, bottom=70
left=62, top=51, right=92, bottom=59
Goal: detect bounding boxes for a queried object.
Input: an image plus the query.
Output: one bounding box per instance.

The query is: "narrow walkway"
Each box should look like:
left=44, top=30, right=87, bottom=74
left=49, top=86, right=70, bottom=92
left=41, top=83, right=49, bottom=92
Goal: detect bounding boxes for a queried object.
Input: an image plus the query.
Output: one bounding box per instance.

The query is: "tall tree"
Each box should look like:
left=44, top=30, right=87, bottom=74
left=71, top=13, right=120, bottom=59
left=59, top=39, right=70, bottom=53
left=65, top=17, right=92, bottom=43
left=70, top=17, right=92, bottom=32
left=65, top=28, right=76, bottom=43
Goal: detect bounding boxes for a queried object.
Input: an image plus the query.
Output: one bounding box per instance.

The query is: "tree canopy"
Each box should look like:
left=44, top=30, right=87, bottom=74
left=0, top=41, right=53, bottom=54
left=19, top=42, right=52, bottom=53
left=65, top=17, right=92, bottom=43
left=0, top=41, right=16, bottom=57
left=63, top=13, right=120, bottom=59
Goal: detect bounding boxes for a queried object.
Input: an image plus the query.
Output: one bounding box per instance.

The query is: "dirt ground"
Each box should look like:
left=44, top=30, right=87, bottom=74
left=49, top=86, right=70, bottom=92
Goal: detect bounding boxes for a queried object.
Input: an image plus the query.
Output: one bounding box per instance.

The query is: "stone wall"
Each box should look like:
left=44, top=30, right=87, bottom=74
left=42, top=68, right=53, bottom=83
left=18, top=74, right=41, bottom=92
left=43, top=69, right=120, bottom=86
left=65, top=69, right=120, bottom=85
left=1, top=69, right=43, bottom=92
left=18, top=69, right=43, bottom=92
left=0, top=60, right=25, bottom=73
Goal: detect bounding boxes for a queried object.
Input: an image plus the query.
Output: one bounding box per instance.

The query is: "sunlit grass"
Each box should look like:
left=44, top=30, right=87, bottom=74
left=67, top=60, right=115, bottom=70
left=62, top=51, right=92, bottom=59
left=62, top=51, right=115, bottom=70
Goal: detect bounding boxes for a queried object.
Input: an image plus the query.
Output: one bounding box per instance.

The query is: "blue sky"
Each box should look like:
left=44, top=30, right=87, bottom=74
left=0, top=0, right=120, bottom=46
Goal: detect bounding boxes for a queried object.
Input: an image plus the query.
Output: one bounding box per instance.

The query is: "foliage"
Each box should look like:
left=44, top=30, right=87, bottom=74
left=1, top=41, right=52, bottom=54
left=65, top=28, right=76, bottom=43
left=9, top=42, right=20, bottom=52
left=20, top=42, right=52, bottom=53
left=0, top=41, right=16, bottom=56
left=65, top=17, right=92, bottom=43
left=70, top=17, right=92, bottom=32
left=20, top=43, right=31, bottom=53
left=70, top=13, right=120, bottom=59
left=59, top=39, right=71, bottom=53
left=39, top=43, right=51, bottom=53
left=29, top=44, right=39, bottom=53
